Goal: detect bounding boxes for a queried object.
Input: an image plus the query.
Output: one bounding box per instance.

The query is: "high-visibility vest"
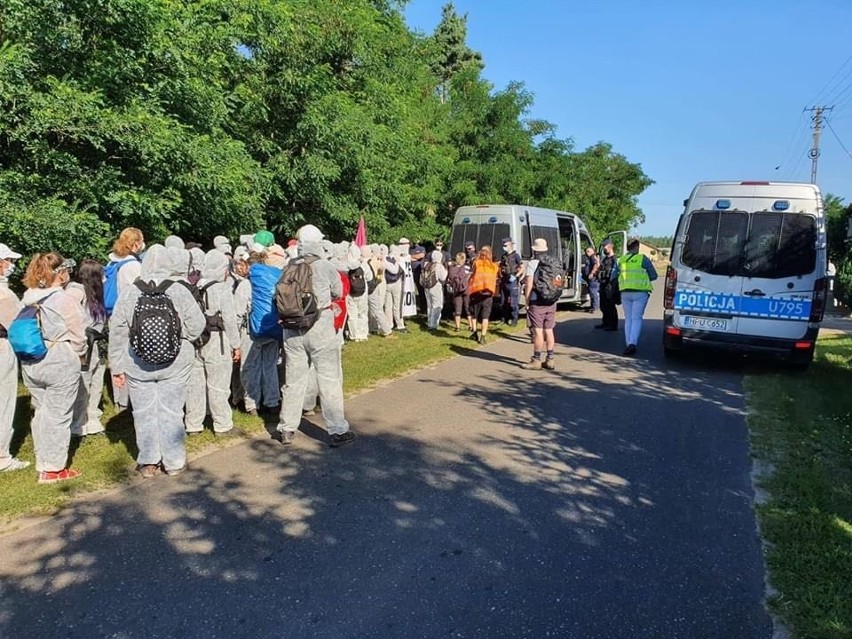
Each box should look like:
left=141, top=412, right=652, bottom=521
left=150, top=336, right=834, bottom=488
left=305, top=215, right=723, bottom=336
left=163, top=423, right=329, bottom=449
left=617, top=253, right=652, bottom=292
left=468, top=259, right=498, bottom=295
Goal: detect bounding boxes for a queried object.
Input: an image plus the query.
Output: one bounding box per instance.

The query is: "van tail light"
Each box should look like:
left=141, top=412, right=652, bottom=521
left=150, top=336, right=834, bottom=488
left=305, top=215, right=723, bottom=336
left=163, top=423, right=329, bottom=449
left=663, top=266, right=677, bottom=310
left=809, top=277, right=827, bottom=323
left=666, top=326, right=682, bottom=336
left=794, top=341, right=813, bottom=350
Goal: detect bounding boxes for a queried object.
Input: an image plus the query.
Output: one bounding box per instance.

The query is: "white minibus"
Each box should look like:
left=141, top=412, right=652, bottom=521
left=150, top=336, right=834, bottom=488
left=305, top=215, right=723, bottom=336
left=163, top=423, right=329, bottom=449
left=663, top=181, right=828, bottom=368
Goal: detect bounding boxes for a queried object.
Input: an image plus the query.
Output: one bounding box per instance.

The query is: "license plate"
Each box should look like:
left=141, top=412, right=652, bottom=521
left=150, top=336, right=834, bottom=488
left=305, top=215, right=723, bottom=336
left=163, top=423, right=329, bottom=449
left=681, top=315, right=729, bottom=331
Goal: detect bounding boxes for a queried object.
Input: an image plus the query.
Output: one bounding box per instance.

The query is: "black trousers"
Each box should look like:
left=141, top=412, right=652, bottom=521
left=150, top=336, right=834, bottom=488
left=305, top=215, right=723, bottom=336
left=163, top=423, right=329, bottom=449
left=600, top=289, right=618, bottom=328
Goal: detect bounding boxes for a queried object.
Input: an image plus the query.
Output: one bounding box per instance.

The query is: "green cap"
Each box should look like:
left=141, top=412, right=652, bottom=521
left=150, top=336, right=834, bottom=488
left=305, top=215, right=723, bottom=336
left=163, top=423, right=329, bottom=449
left=253, top=230, right=275, bottom=247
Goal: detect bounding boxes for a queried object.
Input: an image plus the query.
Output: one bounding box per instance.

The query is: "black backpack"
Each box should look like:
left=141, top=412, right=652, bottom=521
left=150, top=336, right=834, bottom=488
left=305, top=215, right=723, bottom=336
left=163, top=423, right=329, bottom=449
left=446, top=264, right=469, bottom=294
left=130, top=281, right=182, bottom=365
left=276, top=257, right=321, bottom=331
left=348, top=266, right=367, bottom=297
left=384, top=258, right=401, bottom=283
left=194, top=281, right=226, bottom=349
left=366, top=262, right=379, bottom=295
left=533, top=255, right=565, bottom=305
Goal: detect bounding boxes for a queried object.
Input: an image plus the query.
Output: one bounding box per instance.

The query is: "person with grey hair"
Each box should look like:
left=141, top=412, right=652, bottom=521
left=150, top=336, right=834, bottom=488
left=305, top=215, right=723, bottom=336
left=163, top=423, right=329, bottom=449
left=109, top=245, right=206, bottom=477
left=0, top=243, right=26, bottom=472
left=184, top=250, right=242, bottom=436
left=276, top=224, right=354, bottom=447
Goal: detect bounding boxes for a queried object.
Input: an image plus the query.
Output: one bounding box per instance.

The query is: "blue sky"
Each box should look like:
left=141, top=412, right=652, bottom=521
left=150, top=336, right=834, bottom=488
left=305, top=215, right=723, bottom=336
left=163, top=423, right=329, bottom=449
left=404, top=0, right=852, bottom=237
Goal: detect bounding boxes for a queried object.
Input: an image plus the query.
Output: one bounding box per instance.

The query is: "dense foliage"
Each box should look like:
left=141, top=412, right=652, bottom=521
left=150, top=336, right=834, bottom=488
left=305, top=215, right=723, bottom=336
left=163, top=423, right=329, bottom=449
left=0, top=0, right=652, bottom=260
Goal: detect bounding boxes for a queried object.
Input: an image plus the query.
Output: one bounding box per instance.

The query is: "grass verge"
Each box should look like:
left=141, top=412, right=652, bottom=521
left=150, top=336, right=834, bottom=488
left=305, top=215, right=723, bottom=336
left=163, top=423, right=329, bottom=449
left=0, top=317, right=526, bottom=521
left=746, top=334, right=852, bottom=639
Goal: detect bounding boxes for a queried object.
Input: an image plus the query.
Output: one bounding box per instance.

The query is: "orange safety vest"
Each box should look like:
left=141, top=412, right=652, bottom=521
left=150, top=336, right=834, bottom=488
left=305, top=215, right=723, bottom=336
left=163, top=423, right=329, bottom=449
left=468, top=259, right=499, bottom=296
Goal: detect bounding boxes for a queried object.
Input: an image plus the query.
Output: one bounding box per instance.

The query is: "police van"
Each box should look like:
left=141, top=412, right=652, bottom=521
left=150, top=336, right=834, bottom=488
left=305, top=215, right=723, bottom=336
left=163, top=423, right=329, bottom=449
left=448, top=204, right=624, bottom=304
left=662, top=181, right=828, bottom=368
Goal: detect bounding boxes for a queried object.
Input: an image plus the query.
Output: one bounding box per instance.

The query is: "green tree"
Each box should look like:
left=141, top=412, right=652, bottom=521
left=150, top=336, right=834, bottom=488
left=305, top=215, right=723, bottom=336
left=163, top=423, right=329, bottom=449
left=427, top=3, right=483, bottom=104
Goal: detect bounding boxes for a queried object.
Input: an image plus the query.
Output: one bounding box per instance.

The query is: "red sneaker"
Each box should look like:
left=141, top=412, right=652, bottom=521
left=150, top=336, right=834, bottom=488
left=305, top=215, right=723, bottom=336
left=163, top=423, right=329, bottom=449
left=38, top=468, right=82, bottom=485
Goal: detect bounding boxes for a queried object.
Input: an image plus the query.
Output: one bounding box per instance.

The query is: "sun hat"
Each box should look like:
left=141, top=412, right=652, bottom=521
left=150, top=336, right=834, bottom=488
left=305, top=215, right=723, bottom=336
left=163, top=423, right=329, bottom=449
left=531, top=238, right=548, bottom=252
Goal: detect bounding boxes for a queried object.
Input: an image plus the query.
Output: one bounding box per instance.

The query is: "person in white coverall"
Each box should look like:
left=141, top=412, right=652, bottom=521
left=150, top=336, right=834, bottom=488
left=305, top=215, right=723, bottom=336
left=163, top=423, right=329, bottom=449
left=368, top=244, right=394, bottom=337
left=277, top=225, right=354, bottom=448
left=184, top=251, right=242, bottom=435
left=109, top=245, right=205, bottom=477
left=346, top=243, right=370, bottom=341
left=384, top=244, right=405, bottom=331
left=424, top=250, right=448, bottom=330
left=0, top=243, right=26, bottom=472
left=19, top=253, right=87, bottom=484
left=67, top=259, right=108, bottom=437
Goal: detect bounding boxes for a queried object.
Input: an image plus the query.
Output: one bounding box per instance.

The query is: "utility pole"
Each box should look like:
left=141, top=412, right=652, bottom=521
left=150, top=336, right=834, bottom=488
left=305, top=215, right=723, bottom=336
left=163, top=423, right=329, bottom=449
left=805, top=105, right=833, bottom=183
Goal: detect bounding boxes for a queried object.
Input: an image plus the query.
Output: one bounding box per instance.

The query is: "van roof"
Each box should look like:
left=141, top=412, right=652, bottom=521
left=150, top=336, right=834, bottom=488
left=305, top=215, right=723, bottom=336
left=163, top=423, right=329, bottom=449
left=689, top=181, right=822, bottom=199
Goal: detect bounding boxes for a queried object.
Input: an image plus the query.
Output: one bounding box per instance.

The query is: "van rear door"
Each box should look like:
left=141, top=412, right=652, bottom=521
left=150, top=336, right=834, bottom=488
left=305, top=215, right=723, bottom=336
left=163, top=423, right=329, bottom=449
left=737, top=211, right=817, bottom=340
left=672, top=209, right=748, bottom=336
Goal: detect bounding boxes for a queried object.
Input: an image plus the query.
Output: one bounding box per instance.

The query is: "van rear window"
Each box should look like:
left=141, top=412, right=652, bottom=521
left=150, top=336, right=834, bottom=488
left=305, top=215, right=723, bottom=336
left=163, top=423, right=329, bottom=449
left=682, top=211, right=748, bottom=276
left=449, top=223, right=510, bottom=256
left=682, top=210, right=816, bottom=278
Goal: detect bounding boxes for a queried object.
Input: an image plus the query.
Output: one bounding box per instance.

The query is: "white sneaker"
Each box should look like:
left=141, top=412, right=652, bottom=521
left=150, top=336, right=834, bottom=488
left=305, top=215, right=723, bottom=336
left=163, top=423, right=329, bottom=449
left=1, top=458, right=31, bottom=472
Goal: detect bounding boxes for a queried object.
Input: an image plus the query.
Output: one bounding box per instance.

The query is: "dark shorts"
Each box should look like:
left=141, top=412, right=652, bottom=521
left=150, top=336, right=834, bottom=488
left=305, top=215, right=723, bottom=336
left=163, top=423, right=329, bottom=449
left=452, top=293, right=470, bottom=317
left=527, top=302, right=556, bottom=329
left=470, top=293, right=493, bottom=321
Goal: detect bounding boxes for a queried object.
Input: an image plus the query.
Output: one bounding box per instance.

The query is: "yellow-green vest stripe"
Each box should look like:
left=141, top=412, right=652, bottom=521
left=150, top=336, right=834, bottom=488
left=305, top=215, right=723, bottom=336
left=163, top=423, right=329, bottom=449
left=617, top=253, right=652, bottom=292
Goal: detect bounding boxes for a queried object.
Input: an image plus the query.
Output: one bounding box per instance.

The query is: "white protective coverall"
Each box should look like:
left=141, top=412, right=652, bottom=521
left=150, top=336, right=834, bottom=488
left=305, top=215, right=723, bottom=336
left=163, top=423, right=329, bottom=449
left=108, top=245, right=205, bottom=473
left=345, top=243, right=370, bottom=341
left=384, top=245, right=405, bottom=330
left=0, top=272, right=23, bottom=470
left=19, top=286, right=87, bottom=472
left=66, top=282, right=107, bottom=436
left=277, top=240, right=351, bottom=437
left=425, top=250, right=448, bottom=330
left=185, top=251, right=241, bottom=434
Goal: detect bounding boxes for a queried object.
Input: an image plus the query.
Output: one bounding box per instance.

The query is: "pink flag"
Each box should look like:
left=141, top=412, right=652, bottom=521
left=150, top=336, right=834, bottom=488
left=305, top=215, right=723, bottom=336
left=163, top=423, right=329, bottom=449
left=354, top=216, right=367, bottom=247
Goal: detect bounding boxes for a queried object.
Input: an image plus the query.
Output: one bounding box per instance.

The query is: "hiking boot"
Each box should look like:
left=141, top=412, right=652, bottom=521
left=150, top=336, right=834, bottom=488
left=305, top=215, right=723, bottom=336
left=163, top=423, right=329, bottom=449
left=623, top=344, right=637, bottom=356
left=471, top=331, right=479, bottom=341
left=329, top=431, right=356, bottom=448
left=38, top=468, right=82, bottom=484
left=542, top=357, right=556, bottom=370
left=478, top=333, right=488, bottom=345
left=137, top=464, right=159, bottom=479
left=279, top=431, right=295, bottom=445
left=521, top=358, right=543, bottom=370
left=1, top=458, right=31, bottom=472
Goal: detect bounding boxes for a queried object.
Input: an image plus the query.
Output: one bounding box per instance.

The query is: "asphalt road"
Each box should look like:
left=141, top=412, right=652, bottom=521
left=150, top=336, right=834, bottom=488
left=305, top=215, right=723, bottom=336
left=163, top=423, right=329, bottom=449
left=0, top=286, right=771, bottom=639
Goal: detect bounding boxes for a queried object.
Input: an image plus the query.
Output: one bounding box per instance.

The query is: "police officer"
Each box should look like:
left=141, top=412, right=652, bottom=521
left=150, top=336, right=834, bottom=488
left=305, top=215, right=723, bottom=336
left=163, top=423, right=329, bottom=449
left=595, top=239, right=619, bottom=332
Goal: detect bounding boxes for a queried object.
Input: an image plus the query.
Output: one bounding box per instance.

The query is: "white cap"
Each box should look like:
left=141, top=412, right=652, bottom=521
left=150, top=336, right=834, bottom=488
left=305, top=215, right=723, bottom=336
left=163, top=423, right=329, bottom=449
left=233, top=246, right=249, bottom=262
left=398, top=237, right=411, bottom=246
left=297, top=224, right=324, bottom=243
left=213, top=235, right=230, bottom=248
left=0, top=244, right=22, bottom=260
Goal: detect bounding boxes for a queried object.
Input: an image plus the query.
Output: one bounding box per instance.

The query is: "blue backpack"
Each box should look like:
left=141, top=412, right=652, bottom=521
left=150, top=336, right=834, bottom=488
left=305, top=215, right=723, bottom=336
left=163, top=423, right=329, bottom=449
left=104, top=256, right=140, bottom=316
left=8, top=293, right=56, bottom=362
left=249, top=263, right=283, bottom=339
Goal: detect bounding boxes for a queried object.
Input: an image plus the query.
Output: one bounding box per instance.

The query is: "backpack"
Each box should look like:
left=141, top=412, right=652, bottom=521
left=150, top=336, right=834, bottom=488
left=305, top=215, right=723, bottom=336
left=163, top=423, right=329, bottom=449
left=7, top=293, right=56, bottom=362
left=103, top=256, right=140, bottom=317
left=129, top=281, right=182, bottom=365
left=533, top=255, right=565, bottom=304
left=420, top=263, right=438, bottom=289
left=366, top=263, right=379, bottom=295
left=446, top=264, right=469, bottom=295
left=275, top=256, right=321, bottom=331
left=384, top=258, right=401, bottom=283
left=348, top=266, right=367, bottom=297
left=181, top=281, right=225, bottom=349
left=248, top=263, right=284, bottom=339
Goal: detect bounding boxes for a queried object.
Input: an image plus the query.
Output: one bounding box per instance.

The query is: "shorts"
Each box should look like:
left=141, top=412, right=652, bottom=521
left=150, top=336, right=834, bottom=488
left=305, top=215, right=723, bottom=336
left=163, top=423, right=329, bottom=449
left=526, top=302, right=556, bottom=329
left=470, top=293, right=493, bottom=322
left=452, top=293, right=470, bottom=318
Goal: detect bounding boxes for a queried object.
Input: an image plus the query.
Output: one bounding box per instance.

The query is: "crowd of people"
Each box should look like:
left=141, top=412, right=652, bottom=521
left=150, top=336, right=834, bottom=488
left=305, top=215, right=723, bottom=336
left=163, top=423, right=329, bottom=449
left=0, top=226, right=657, bottom=485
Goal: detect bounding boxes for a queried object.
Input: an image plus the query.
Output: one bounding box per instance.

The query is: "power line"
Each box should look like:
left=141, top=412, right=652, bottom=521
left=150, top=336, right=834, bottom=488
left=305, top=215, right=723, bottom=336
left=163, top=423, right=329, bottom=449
left=775, top=112, right=808, bottom=173
left=825, top=117, right=852, bottom=160
left=811, top=53, right=852, bottom=104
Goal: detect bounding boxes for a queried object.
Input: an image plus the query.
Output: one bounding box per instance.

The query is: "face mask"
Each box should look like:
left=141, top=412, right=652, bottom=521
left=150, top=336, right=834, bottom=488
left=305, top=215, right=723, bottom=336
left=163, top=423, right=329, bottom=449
left=4, top=264, right=15, bottom=277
